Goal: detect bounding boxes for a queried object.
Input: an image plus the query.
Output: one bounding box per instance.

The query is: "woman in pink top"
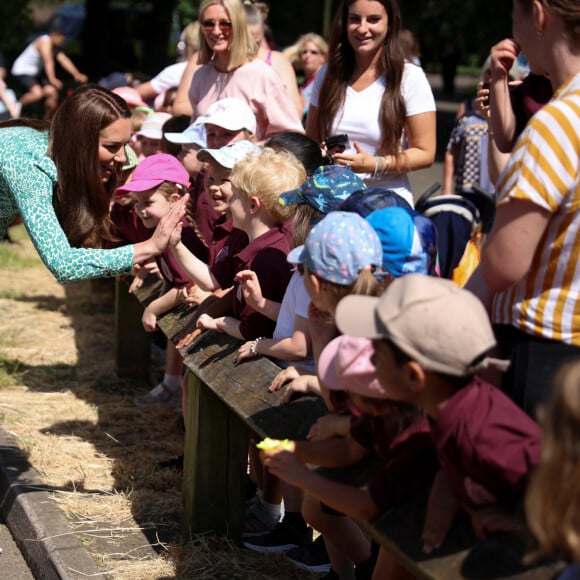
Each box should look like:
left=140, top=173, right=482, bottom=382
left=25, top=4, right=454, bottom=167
left=172, top=0, right=303, bottom=142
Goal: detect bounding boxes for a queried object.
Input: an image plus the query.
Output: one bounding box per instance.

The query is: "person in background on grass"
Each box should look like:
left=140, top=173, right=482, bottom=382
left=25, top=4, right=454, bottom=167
left=525, top=360, right=580, bottom=580
left=336, top=274, right=541, bottom=555
left=306, top=0, right=436, bottom=208
left=114, top=154, right=208, bottom=410
left=137, top=21, right=202, bottom=110
left=262, top=334, right=439, bottom=580
left=0, top=49, right=20, bottom=120
left=172, top=0, right=304, bottom=141
left=11, top=25, right=88, bottom=119
left=0, top=84, right=187, bottom=283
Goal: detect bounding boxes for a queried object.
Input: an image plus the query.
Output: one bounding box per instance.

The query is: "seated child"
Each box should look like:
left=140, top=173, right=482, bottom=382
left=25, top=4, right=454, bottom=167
left=261, top=334, right=439, bottom=580
left=114, top=153, right=208, bottom=408
left=335, top=274, right=542, bottom=553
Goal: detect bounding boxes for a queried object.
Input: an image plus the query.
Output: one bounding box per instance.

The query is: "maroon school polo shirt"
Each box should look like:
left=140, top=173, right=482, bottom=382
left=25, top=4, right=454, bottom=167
left=429, top=377, right=541, bottom=509
left=351, top=414, right=439, bottom=512
left=209, top=214, right=248, bottom=288
left=232, top=225, right=293, bottom=340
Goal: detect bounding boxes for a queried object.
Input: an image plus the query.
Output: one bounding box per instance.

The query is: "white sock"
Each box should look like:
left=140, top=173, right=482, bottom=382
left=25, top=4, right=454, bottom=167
left=261, top=500, right=282, bottom=521
left=163, top=374, right=181, bottom=392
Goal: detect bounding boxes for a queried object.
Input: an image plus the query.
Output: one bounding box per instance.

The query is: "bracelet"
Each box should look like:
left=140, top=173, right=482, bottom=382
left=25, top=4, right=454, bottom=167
left=373, top=155, right=390, bottom=177
left=249, top=337, right=266, bottom=356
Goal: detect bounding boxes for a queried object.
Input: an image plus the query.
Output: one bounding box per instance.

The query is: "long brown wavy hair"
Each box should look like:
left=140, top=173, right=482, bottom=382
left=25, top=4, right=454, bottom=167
left=316, top=0, right=406, bottom=156
left=49, top=84, right=131, bottom=248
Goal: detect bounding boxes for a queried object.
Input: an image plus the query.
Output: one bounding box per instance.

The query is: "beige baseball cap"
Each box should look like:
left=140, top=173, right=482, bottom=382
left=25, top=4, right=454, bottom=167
left=335, top=274, right=509, bottom=377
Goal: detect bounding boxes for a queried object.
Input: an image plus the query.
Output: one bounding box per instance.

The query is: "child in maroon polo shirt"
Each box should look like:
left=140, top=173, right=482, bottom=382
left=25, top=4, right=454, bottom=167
left=335, top=274, right=542, bottom=555
left=191, top=146, right=306, bottom=341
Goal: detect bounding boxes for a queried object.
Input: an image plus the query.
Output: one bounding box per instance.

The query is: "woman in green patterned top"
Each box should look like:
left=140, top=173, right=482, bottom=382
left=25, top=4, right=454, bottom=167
left=0, top=84, right=187, bottom=283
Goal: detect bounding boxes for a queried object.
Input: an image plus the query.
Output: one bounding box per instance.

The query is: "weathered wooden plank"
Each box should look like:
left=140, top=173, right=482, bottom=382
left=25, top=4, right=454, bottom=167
left=114, top=277, right=151, bottom=380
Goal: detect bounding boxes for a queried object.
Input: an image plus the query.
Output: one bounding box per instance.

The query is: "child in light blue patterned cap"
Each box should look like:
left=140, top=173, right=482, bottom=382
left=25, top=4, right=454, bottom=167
left=287, top=210, right=382, bottom=316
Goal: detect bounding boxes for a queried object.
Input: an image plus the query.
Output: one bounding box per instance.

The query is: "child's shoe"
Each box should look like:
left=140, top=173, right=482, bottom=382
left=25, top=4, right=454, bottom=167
left=285, top=535, right=331, bottom=573
left=135, top=382, right=181, bottom=409
left=243, top=517, right=312, bottom=552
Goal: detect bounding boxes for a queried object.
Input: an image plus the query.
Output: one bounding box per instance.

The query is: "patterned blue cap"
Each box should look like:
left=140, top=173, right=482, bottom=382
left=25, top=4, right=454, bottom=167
left=366, top=207, right=438, bottom=278
left=279, top=165, right=366, bottom=213
left=339, top=187, right=412, bottom=217
left=287, top=211, right=382, bottom=285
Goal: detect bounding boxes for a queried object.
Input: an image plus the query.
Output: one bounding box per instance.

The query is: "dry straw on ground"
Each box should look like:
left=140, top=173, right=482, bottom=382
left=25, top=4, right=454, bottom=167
left=0, top=226, right=317, bottom=579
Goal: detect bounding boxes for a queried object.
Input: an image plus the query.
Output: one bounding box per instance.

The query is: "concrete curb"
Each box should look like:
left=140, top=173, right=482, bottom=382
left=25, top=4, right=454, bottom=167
left=0, top=428, right=106, bottom=580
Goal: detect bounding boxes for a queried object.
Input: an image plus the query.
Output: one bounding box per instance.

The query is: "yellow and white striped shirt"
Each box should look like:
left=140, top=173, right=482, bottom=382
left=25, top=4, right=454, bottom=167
left=492, top=73, right=580, bottom=345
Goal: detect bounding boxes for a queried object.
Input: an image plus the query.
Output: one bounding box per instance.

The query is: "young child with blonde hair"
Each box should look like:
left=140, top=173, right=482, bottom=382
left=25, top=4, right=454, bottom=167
left=525, top=360, right=580, bottom=579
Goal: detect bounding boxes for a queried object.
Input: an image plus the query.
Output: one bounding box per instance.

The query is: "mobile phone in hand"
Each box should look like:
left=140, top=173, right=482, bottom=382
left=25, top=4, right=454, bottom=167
left=325, top=134, right=350, bottom=152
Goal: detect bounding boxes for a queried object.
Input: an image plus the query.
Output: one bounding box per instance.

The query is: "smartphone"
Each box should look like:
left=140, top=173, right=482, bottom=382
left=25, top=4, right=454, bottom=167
left=482, top=82, right=490, bottom=107
left=325, top=134, right=350, bottom=152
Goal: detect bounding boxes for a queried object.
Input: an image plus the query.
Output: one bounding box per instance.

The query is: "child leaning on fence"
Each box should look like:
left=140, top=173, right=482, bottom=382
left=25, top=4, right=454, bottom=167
left=114, top=153, right=208, bottom=408
left=336, top=274, right=542, bottom=554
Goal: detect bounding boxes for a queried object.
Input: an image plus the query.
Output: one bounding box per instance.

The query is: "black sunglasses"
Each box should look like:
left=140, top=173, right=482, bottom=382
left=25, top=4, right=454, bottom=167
left=201, top=19, right=233, bottom=32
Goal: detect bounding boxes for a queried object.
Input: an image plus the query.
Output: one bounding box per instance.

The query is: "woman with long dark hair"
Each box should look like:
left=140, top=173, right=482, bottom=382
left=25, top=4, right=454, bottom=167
left=306, top=0, right=436, bottom=207
left=0, top=84, right=186, bottom=283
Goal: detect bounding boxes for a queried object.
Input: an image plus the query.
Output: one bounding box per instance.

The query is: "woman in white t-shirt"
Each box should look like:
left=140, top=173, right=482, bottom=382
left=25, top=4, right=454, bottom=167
left=306, top=0, right=436, bottom=207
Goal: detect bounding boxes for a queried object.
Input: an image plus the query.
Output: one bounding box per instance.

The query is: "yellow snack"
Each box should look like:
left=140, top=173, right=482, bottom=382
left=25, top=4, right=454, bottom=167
left=256, top=437, right=293, bottom=452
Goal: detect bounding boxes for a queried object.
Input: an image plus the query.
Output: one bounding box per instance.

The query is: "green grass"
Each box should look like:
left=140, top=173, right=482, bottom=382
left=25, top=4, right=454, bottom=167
left=0, top=356, right=23, bottom=389
left=0, top=245, right=39, bottom=270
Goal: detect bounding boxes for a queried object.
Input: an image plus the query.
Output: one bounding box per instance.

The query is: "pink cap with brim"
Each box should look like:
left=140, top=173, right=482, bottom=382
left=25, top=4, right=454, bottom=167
left=115, top=153, right=190, bottom=194
left=318, top=335, right=388, bottom=399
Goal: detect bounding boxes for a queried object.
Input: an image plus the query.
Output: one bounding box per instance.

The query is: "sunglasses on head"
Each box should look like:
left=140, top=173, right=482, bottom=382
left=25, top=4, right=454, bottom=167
left=201, top=19, right=233, bottom=32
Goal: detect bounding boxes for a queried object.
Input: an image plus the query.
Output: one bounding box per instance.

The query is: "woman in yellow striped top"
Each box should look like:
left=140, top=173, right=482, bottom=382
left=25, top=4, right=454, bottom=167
left=471, top=0, right=580, bottom=417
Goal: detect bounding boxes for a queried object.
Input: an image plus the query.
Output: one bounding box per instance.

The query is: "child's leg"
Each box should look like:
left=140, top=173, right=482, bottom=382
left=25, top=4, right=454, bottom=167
left=303, top=492, right=371, bottom=579
left=372, top=547, right=416, bottom=580
left=164, top=340, right=182, bottom=390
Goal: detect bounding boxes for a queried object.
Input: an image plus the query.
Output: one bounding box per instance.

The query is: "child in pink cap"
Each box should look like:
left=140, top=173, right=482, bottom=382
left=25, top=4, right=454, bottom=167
left=260, top=333, right=438, bottom=580
left=115, top=153, right=208, bottom=409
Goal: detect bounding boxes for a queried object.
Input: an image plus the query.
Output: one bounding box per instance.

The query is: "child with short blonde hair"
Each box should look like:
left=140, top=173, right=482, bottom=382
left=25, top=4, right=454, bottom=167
left=194, top=147, right=306, bottom=341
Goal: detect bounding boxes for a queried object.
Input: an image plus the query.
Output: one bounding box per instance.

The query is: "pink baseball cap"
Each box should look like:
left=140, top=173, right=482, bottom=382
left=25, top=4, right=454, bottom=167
left=318, top=334, right=388, bottom=399
left=115, top=153, right=190, bottom=194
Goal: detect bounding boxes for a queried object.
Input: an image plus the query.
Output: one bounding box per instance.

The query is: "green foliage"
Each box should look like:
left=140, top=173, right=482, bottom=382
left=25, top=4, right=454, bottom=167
left=0, top=3, right=35, bottom=63
left=175, top=0, right=199, bottom=26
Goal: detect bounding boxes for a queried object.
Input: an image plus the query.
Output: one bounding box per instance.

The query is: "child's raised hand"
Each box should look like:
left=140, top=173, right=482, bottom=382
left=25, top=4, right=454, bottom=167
left=235, top=269, right=265, bottom=311
left=150, top=193, right=189, bottom=254
left=169, top=222, right=183, bottom=248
